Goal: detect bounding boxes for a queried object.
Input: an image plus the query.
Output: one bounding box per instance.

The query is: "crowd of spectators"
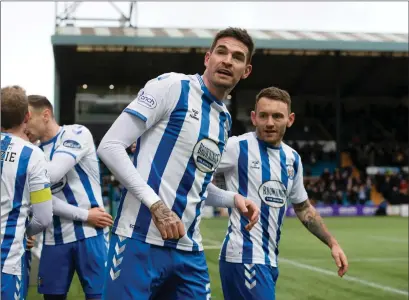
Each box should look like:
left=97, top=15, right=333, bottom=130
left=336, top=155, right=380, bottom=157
left=304, top=168, right=372, bottom=206
left=97, top=136, right=408, bottom=211
left=292, top=142, right=408, bottom=206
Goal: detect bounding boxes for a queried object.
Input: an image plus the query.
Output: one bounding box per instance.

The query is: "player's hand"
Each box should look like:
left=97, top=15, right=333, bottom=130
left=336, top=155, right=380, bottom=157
left=331, top=243, right=348, bottom=277
left=150, top=200, right=185, bottom=240
left=26, top=235, right=36, bottom=250
left=87, top=207, right=114, bottom=228
left=234, top=194, right=260, bottom=231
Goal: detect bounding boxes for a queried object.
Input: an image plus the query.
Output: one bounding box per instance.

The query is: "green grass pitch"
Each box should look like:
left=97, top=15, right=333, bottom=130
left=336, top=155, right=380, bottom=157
left=28, top=216, right=408, bottom=299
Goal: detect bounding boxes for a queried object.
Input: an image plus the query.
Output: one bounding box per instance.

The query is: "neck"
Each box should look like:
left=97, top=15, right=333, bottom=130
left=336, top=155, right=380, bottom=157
left=2, top=125, right=27, bottom=140
left=202, top=72, right=231, bottom=101
left=41, top=120, right=60, bottom=143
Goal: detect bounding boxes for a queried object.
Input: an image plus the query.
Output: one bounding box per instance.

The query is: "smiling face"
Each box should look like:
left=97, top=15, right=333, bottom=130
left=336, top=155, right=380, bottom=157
left=251, top=87, right=295, bottom=146
left=204, top=36, right=252, bottom=92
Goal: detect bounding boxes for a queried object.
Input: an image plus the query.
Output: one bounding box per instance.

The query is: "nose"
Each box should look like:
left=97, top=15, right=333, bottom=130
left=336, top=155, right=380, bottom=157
left=266, top=116, right=275, bottom=127
left=222, top=54, right=233, bottom=65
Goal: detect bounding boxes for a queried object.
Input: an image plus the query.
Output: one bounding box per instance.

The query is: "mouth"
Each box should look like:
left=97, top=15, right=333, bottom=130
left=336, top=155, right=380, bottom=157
left=216, top=69, right=233, bottom=77
left=264, top=130, right=277, bottom=135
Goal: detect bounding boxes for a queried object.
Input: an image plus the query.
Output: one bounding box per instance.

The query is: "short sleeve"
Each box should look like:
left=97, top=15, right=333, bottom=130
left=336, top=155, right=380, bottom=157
left=216, top=136, right=240, bottom=174
left=288, top=152, right=309, bottom=204
left=124, top=73, right=181, bottom=129
left=54, top=125, right=92, bottom=163
left=28, top=148, right=51, bottom=193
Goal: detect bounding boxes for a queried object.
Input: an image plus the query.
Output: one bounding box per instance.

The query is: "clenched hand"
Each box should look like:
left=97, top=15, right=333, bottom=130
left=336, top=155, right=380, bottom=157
left=150, top=200, right=186, bottom=240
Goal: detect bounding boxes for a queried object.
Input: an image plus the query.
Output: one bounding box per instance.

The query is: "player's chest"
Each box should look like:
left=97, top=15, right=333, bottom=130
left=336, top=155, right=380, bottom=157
left=246, top=150, right=295, bottom=207
left=170, top=97, right=228, bottom=146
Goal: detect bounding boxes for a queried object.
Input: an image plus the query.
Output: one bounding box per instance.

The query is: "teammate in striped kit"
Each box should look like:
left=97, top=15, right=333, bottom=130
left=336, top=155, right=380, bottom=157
left=1, top=86, right=53, bottom=300
left=97, top=27, right=259, bottom=300
left=216, top=87, right=349, bottom=299
left=25, top=96, right=113, bottom=300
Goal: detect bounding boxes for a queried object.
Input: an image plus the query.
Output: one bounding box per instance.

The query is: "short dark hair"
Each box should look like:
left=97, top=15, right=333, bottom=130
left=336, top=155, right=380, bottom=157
left=1, top=85, right=28, bottom=129
left=210, top=27, right=255, bottom=63
left=27, top=95, right=54, bottom=117
left=255, top=87, right=292, bottom=112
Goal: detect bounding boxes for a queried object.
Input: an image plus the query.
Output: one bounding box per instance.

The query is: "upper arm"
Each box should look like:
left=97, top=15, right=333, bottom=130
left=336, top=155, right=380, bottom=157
left=124, top=74, right=181, bottom=130
left=216, top=136, right=239, bottom=174
left=288, top=151, right=309, bottom=205
left=28, top=150, right=52, bottom=204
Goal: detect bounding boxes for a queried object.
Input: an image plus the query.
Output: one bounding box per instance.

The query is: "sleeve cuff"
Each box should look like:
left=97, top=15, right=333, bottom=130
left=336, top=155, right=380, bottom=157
left=124, top=108, right=148, bottom=122
left=77, top=209, right=89, bottom=222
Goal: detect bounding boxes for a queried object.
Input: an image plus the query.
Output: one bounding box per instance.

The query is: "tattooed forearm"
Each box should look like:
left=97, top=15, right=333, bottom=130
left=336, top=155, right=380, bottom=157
left=293, top=200, right=337, bottom=248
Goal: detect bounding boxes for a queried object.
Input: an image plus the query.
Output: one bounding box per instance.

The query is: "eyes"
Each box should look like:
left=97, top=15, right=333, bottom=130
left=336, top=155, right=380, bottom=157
left=258, top=112, right=284, bottom=120
left=215, top=47, right=246, bottom=62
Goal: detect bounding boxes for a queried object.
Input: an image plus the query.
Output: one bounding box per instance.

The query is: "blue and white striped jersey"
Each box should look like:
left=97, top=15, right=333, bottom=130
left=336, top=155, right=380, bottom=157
left=1, top=133, right=50, bottom=275
left=39, top=125, right=106, bottom=245
left=217, top=132, right=308, bottom=266
left=113, top=72, right=232, bottom=251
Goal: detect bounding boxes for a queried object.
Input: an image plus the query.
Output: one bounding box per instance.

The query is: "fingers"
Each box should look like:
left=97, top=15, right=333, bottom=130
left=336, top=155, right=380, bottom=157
left=334, top=253, right=342, bottom=269
left=177, top=220, right=186, bottom=237
left=338, top=253, right=349, bottom=277
left=156, top=215, right=185, bottom=240
left=168, top=223, right=179, bottom=239
left=245, top=217, right=258, bottom=231
left=157, top=225, right=168, bottom=240
left=90, top=211, right=114, bottom=228
left=244, top=201, right=259, bottom=231
left=247, top=201, right=260, bottom=222
left=333, top=251, right=348, bottom=277
left=165, top=214, right=185, bottom=240
left=97, top=215, right=114, bottom=228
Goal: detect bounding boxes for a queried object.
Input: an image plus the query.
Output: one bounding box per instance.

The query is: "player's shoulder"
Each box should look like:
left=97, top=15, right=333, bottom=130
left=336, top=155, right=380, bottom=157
left=226, top=132, right=254, bottom=147
left=146, top=72, right=189, bottom=88
left=281, top=141, right=301, bottom=162
left=238, top=132, right=257, bottom=143
left=4, top=134, right=41, bottom=154
left=59, top=124, right=92, bottom=144
left=17, top=139, right=47, bottom=163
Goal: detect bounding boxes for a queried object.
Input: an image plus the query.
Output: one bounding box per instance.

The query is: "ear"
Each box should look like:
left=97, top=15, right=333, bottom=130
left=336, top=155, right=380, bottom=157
left=241, top=64, right=252, bottom=80
left=43, top=109, right=52, bottom=122
left=287, top=112, right=295, bottom=128
left=250, top=110, right=257, bottom=127
left=23, top=111, right=31, bottom=124
left=204, top=51, right=211, bottom=68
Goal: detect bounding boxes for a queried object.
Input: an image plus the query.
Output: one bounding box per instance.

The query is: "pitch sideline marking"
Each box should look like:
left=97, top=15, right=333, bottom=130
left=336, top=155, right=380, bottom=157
left=203, top=243, right=408, bottom=297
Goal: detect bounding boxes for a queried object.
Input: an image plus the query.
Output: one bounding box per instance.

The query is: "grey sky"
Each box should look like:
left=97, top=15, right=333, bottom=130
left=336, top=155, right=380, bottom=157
left=1, top=2, right=408, bottom=104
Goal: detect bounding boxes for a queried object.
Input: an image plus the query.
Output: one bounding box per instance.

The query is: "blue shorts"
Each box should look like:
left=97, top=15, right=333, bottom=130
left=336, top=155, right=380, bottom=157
left=103, top=233, right=211, bottom=300
left=1, top=272, right=26, bottom=300
left=219, top=260, right=279, bottom=300
left=38, top=234, right=108, bottom=298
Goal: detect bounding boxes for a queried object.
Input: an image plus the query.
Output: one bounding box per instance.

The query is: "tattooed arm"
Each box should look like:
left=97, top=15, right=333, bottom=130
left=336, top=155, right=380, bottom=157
left=293, top=199, right=349, bottom=277
left=293, top=200, right=337, bottom=248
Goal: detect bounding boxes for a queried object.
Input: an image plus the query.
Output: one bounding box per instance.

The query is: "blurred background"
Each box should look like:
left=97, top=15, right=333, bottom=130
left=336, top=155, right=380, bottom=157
left=2, top=2, right=408, bottom=299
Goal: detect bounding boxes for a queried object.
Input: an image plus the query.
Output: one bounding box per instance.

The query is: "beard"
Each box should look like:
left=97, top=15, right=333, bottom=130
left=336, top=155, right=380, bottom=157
left=257, top=126, right=287, bottom=146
